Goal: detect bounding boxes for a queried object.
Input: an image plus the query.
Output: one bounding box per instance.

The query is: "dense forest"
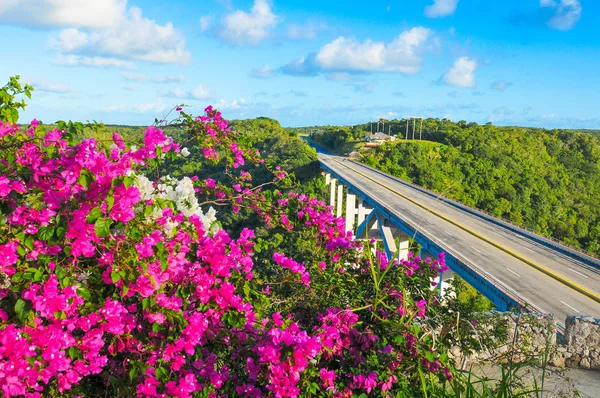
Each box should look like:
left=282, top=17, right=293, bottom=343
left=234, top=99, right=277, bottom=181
left=346, top=118, right=600, bottom=254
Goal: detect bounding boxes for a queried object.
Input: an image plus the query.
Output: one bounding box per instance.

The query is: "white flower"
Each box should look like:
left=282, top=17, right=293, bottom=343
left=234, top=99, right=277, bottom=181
left=181, top=147, right=190, bottom=157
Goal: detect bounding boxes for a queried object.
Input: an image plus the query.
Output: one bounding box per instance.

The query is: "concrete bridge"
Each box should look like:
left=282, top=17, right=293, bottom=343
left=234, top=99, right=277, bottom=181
left=319, top=152, right=600, bottom=330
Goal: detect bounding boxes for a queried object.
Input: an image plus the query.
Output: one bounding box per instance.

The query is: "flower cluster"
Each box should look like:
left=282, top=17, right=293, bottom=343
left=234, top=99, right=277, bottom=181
left=0, top=105, right=457, bottom=397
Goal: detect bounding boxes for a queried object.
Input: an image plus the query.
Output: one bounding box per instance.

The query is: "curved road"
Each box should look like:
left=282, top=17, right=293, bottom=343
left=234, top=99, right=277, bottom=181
left=319, top=153, right=600, bottom=323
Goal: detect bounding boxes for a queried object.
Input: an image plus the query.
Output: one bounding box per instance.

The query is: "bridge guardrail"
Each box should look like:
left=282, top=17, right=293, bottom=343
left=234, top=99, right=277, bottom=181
left=346, top=159, right=600, bottom=272
left=321, top=161, right=553, bottom=323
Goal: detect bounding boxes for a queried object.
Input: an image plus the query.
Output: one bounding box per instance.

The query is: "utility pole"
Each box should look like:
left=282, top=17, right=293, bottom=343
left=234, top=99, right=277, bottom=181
left=370, top=123, right=372, bottom=134
left=405, top=119, right=409, bottom=140
left=419, top=118, right=423, bottom=141
left=412, top=117, right=416, bottom=140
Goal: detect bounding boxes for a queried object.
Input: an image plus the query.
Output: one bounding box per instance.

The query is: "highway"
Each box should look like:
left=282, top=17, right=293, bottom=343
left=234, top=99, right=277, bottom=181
left=319, top=153, right=600, bottom=323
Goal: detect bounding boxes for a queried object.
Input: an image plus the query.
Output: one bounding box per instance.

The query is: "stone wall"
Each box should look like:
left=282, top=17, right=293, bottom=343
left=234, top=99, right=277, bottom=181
left=450, top=313, right=600, bottom=371
left=550, top=315, right=600, bottom=370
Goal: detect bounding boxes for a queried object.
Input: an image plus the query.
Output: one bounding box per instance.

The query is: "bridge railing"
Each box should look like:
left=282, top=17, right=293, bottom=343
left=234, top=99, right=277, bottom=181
left=347, top=159, right=600, bottom=271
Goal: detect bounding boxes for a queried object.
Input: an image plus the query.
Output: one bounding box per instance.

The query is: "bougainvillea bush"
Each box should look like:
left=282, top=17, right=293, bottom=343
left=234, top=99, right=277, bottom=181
left=0, top=92, right=484, bottom=397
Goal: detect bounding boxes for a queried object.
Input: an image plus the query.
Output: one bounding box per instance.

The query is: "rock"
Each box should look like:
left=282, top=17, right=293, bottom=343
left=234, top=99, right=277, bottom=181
left=549, top=354, right=565, bottom=368
left=580, top=357, right=591, bottom=370
left=566, top=354, right=581, bottom=368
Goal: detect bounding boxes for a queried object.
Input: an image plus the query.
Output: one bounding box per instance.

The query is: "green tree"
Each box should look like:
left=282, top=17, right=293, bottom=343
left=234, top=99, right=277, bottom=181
left=0, top=76, right=33, bottom=123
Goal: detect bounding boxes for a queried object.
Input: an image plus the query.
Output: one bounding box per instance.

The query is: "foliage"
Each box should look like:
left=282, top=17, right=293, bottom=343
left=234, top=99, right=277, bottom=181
left=359, top=118, right=600, bottom=255
left=0, top=76, right=33, bottom=124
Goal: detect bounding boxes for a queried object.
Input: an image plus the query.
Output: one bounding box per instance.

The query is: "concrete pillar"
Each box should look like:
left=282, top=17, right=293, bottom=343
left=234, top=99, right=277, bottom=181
left=336, top=185, right=344, bottom=217
left=357, top=197, right=367, bottom=227
left=329, top=178, right=337, bottom=208
left=397, top=232, right=410, bottom=261
left=345, top=192, right=357, bottom=233
left=439, top=268, right=455, bottom=297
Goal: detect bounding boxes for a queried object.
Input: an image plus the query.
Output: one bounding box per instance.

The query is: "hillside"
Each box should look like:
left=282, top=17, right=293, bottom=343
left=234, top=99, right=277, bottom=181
left=355, top=119, right=600, bottom=255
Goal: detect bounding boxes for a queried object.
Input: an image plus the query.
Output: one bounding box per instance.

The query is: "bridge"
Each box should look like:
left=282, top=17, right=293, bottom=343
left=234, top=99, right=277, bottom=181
left=319, top=152, right=600, bottom=328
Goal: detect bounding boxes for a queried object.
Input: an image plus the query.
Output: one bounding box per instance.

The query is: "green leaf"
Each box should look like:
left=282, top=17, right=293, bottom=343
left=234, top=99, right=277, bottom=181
left=110, top=272, right=121, bottom=284
left=68, top=347, right=80, bottom=360
left=129, top=366, right=138, bottom=381
left=37, top=226, right=55, bottom=241
left=11, top=272, right=23, bottom=283
left=94, top=218, right=112, bottom=238
left=56, top=226, right=67, bottom=239
left=106, top=194, right=115, bottom=211
left=24, top=236, right=34, bottom=250
left=14, top=299, right=32, bottom=322
left=79, top=173, right=91, bottom=189
left=155, top=366, right=167, bottom=381
left=123, top=176, right=134, bottom=188
left=86, top=207, right=102, bottom=223
left=243, top=281, right=251, bottom=299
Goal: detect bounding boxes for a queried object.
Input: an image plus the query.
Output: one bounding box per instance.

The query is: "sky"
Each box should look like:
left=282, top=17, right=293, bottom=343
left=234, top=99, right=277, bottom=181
left=0, top=0, right=598, bottom=128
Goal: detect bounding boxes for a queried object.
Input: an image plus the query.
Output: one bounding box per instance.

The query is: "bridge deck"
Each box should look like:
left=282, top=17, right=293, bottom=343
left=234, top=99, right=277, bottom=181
left=319, top=153, right=600, bottom=323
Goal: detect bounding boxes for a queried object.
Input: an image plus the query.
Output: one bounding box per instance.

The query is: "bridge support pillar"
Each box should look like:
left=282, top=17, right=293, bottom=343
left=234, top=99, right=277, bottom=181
left=345, top=191, right=357, bottom=233
left=397, top=232, right=410, bottom=261
left=356, top=209, right=379, bottom=240
left=357, top=197, right=367, bottom=226
left=439, top=269, right=455, bottom=297
left=336, top=185, right=344, bottom=217
left=329, top=178, right=337, bottom=209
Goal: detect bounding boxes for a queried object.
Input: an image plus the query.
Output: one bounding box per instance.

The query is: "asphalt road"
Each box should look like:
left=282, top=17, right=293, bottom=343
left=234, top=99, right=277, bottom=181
left=319, top=153, right=600, bottom=323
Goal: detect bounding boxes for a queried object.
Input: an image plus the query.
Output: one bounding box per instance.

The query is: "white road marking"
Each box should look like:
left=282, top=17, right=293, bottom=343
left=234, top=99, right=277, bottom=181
left=445, top=230, right=453, bottom=236
left=567, top=267, right=590, bottom=279
left=560, top=301, right=580, bottom=313
left=492, top=231, right=502, bottom=236
left=470, top=245, right=482, bottom=253
left=506, top=268, right=521, bottom=277
left=524, top=247, right=535, bottom=253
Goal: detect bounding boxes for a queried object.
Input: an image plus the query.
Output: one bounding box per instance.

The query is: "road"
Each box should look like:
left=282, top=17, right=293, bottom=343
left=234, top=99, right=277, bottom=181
left=319, top=153, right=600, bottom=323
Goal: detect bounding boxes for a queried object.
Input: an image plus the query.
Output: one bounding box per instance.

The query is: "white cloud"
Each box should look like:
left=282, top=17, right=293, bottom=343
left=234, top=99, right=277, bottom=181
left=53, top=7, right=190, bottom=65
left=424, top=0, right=459, bottom=18
left=103, top=98, right=168, bottom=114
left=216, top=0, right=278, bottom=46
left=287, top=20, right=326, bottom=40
left=313, top=27, right=431, bottom=74
left=0, top=0, right=126, bottom=29
left=122, top=72, right=184, bottom=83
left=54, top=54, right=135, bottom=69
left=490, top=80, right=512, bottom=91
left=52, top=28, right=88, bottom=52
left=168, top=85, right=212, bottom=100
left=27, top=78, right=77, bottom=93
left=441, top=57, right=477, bottom=88
left=540, top=0, right=581, bottom=31
left=249, top=64, right=276, bottom=78
left=214, top=98, right=247, bottom=111
left=10, top=1, right=190, bottom=67
left=200, top=15, right=213, bottom=32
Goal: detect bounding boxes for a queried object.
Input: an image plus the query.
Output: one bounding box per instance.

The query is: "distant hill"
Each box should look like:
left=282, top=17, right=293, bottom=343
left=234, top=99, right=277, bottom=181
left=355, top=119, right=600, bottom=255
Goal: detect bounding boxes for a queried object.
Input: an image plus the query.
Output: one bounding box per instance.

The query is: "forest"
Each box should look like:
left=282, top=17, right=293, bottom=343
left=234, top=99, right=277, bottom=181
left=309, top=117, right=600, bottom=255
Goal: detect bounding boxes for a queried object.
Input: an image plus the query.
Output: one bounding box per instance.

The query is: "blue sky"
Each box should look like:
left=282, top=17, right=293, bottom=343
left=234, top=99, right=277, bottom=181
left=0, top=0, right=598, bottom=128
